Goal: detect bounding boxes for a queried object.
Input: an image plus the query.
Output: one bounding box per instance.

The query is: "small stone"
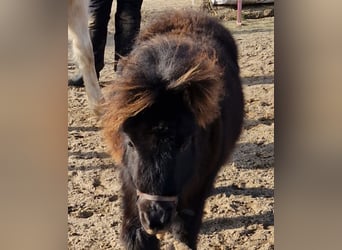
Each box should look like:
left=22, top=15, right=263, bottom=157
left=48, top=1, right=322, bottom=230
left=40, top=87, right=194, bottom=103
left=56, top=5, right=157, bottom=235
left=92, top=178, right=101, bottom=188
left=78, top=210, right=93, bottom=218
left=108, top=195, right=118, bottom=202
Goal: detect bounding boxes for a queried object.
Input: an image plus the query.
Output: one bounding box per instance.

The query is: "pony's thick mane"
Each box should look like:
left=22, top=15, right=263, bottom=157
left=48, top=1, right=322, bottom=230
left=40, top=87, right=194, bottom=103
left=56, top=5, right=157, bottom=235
left=101, top=15, right=226, bottom=164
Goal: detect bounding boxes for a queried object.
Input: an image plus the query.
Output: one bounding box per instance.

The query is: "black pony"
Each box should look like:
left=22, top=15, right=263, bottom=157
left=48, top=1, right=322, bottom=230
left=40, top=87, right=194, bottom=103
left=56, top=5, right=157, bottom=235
left=101, top=10, right=244, bottom=250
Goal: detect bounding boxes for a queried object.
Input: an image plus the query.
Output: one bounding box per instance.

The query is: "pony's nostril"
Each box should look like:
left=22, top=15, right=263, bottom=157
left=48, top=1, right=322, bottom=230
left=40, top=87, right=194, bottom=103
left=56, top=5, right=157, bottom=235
left=148, top=206, right=173, bottom=229
left=137, top=198, right=177, bottom=232
left=159, top=210, right=171, bottom=224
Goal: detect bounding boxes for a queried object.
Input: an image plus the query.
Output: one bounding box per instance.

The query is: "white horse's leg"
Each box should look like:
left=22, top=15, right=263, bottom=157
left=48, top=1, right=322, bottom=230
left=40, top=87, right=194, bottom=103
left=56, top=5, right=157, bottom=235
left=68, top=0, right=103, bottom=116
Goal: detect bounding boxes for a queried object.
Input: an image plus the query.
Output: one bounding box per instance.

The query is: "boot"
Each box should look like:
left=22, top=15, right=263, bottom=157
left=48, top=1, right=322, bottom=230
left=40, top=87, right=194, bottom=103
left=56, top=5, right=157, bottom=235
left=68, top=71, right=100, bottom=87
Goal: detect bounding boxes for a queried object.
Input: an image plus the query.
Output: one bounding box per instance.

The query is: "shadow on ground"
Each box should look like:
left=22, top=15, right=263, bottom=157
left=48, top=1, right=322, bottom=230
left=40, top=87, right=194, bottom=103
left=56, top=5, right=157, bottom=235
left=201, top=210, right=274, bottom=234
left=211, top=185, right=273, bottom=198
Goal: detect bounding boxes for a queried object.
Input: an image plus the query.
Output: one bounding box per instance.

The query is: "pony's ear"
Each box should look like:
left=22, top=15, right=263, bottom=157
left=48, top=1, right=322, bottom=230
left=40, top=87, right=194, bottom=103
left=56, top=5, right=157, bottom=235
left=105, top=131, right=124, bottom=165
left=168, top=53, right=224, bottom=128
left=115, top=56, right=129, bottom=75
left=184, top=78, right=224, bottom=128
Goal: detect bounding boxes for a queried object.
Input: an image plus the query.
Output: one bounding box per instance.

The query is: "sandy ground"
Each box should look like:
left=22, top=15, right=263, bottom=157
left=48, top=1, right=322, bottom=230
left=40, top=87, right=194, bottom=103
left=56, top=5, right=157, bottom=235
left=68, top=1, right=274, bottom=249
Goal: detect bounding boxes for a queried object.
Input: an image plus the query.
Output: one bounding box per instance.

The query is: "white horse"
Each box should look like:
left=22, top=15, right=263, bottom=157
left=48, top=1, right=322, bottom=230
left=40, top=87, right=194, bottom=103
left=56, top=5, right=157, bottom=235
left=68, top=0, right=103, bottom=116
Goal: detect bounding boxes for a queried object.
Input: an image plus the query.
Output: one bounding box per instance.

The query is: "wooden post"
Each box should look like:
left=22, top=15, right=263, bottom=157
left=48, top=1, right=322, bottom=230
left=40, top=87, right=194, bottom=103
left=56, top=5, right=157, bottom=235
left=237, top=0, right=242, bottom=25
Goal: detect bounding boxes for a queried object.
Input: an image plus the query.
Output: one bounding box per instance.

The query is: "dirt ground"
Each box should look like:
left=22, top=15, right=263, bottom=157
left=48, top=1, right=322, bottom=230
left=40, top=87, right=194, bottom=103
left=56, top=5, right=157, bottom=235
left=68, top=1, right=274, bottom=249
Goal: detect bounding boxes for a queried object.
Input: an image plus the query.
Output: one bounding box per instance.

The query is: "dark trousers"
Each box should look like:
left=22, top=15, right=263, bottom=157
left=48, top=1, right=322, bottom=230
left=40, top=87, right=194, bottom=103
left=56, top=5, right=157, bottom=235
left=88, top=0, right=143, bottom=73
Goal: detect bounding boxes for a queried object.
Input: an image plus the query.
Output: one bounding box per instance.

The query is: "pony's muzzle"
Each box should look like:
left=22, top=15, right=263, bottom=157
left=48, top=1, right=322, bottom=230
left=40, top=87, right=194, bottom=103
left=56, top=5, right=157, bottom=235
left=136, top=190, right=178, bottom=234
left=138, top=199, right=177, bottom=234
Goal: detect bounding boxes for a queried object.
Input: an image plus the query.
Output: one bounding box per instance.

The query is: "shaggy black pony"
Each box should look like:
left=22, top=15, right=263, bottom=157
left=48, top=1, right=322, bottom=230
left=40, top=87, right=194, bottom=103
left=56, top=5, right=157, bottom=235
left=101, top=9, right=244, bottom=250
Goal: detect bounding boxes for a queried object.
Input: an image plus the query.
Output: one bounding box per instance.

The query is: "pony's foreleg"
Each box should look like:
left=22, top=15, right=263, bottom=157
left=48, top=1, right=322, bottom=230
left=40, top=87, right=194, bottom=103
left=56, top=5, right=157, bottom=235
left=171, top=203, right=203, bottom=250
left=171, top=177, right=217, bottom=250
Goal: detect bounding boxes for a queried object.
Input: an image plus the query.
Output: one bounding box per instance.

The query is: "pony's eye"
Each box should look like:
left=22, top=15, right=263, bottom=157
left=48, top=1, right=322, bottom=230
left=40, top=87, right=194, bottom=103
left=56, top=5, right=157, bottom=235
left=127, top=141, right=134, bottom=148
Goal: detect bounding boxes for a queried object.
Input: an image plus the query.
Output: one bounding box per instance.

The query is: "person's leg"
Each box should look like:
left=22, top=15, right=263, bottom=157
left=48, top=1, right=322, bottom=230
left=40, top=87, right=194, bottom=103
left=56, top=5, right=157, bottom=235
left=114, top=0, right=143, bottom=71
left=69, top=0, right=113, bottom=87
left=89, top=0, right=113, bottom=74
